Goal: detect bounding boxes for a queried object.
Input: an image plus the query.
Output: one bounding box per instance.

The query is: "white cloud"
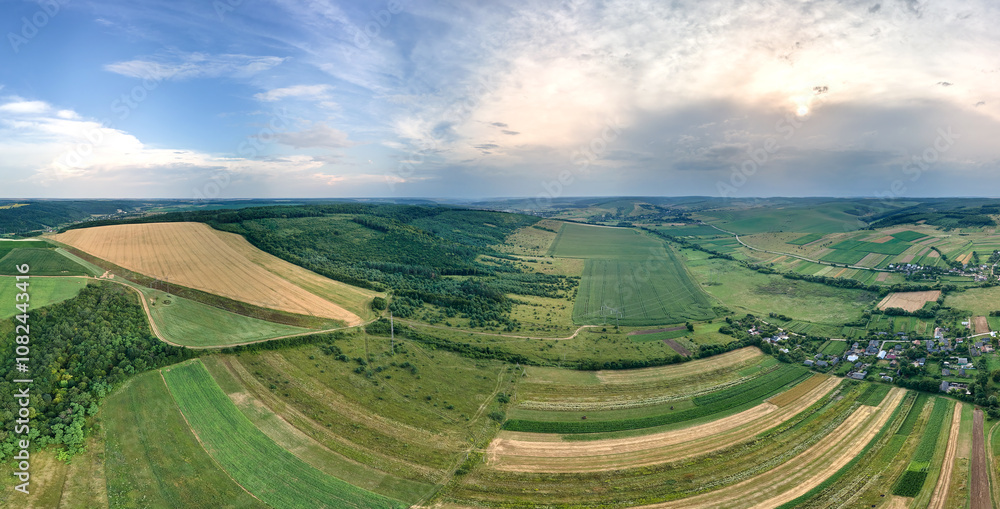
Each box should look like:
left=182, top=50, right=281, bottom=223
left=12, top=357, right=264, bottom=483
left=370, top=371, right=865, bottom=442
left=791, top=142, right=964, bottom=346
left=0, top=104, right=329, bottom=196
left=0, top=100, right=50, bottom=115
left=254, top=84, right=334, bottom=102
left=104, top=52, right=286, bottom=81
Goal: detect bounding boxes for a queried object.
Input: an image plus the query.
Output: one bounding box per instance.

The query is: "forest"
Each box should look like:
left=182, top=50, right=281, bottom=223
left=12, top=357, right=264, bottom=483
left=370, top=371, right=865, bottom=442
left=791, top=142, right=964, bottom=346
left=0, top=283, right=194, bottom=460
left=62, top=204, right=579, bottom=331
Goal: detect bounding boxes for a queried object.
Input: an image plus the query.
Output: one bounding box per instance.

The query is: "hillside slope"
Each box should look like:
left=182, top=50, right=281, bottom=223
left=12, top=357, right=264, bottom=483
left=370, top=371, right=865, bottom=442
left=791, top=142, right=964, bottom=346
left=54, top=222, right=366, bottom=325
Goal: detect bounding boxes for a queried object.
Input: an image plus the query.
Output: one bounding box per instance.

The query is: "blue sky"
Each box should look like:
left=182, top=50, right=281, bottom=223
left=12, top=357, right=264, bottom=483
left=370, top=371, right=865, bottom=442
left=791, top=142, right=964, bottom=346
left=0, top=0, right=998, bottom=199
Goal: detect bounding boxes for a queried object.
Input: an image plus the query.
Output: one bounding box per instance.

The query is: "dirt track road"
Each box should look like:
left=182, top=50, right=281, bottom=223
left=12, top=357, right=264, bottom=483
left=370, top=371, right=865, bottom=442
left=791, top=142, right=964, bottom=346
left=972, top=408, right=992, bottom=509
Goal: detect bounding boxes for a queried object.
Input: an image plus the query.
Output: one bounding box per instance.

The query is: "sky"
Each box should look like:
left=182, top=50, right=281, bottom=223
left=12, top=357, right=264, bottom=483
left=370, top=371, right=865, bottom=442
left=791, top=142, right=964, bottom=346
left=0, top=0, right=998, bottom=200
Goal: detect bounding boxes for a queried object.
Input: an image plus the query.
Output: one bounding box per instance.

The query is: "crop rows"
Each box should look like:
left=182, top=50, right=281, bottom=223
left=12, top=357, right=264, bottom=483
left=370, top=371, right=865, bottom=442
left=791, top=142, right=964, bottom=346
left=503, top=365, right=809, bottom=433
left=896, top=394, right=929, bottom=436
left=787, top=233, right=824, bottom=245
left=451, top=381, right=864, bottom=507
left=830, top=238, right=912, bottom=255
left=574, top=257, right=714, bottom=326
left=819, top=249, right=868, bottom=265
left=892, top=396, right=950, bottom=497
left=910, top=397, right=949, bottom=467
left=163, top=360, right=406, bottom=509
left=859, top=384, right=892, bottom=406
left=778, top=392, right=913, bottom=508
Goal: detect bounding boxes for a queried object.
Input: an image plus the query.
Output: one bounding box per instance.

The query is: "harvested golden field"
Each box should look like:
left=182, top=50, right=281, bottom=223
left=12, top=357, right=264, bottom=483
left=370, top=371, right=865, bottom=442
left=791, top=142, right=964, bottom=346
left=487, top=375, right=840, bottom=473
left=974, top=316, right=990, bottom=335
left=55, top=222, right=361, bottom=324
left=878, top=290, right=942, bottom=312
left=211, top=228, right=380, bottom=321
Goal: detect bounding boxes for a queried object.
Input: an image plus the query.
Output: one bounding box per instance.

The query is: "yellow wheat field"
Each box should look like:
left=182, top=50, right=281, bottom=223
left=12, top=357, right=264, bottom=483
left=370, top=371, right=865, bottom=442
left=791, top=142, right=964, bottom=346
left=55, top=222, right=361, bottom=324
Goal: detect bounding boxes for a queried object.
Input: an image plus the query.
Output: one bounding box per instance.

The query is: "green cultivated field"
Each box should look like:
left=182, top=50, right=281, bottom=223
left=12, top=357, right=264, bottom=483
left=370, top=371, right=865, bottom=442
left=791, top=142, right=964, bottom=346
left=829, top=238, right=912, bottom=255
left=819, top=249, right=868, bottom=265
left=143, top=287, right=313, bottom=347
left=0, top=239, right=50, bottom=259
left=892, top=230, right=928, bottom=241
left=699, top=202, right=867, bottom=234
left=946, top=286, right=1000, bottom=315
left=163, top=360, right=406, bottom=509
left=681, top=249, right=875, bottom=325
left=0, top=247, right=92, bottom=276
left=503, top=365, right=808, bottom=433
left=0, top=277, right=90, bottom=320
left=551, top=223, right=715, bottom=325
left=103, top=371, right=268, bottom=509
left=788, top=233, right=824, bottom=245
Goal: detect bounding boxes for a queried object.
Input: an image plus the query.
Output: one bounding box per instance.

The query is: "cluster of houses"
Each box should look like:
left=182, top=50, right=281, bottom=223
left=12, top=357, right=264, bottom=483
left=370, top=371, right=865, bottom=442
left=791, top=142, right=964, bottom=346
left=803, top=352, right=840, bottom=370
left=799, top=333, right=991, bottom=393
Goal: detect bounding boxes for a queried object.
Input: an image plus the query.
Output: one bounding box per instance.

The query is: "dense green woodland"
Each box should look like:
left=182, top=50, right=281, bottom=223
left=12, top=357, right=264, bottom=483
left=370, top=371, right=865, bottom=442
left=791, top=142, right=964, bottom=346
left=0, top=284, right=193, bottom=460
left=66, top=204, right=578, bottom=331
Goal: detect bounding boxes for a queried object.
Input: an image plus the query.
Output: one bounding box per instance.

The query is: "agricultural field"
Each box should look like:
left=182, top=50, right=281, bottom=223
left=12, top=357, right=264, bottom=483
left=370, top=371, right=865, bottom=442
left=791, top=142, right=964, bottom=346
left=0, top=245, right=94, bottom=276
left=7, top=199, right=1000, bottom=509
left=53, top=222, right=362, bottom=324
left=0, top=276, right=90, bottom=320
left=101, top=370, right=268, bottom=508
left=550, top=223, right=715, bottom=326
left=143, top=287, right=314, bottom=347
left=946, top=286, right=1000, bottom=315
left=163, top=360, right=407, bottom=508
left=878, top=291, right=942, bottom=312
left=696, top=201, right=870, bottom=234
left=680, top=248, right=875, bottom=325
left=495, top=219, right=565, bottom=256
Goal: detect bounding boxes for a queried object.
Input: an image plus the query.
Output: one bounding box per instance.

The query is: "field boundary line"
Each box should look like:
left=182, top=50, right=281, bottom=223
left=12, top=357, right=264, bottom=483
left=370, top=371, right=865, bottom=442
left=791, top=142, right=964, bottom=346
left=705, top=224, right=891, bottom=273
left=157, top=364, right=267, bottom=506
left=398, top=319, right=598, bottom=341
left=988, top=420, right=1000, bottom=507
left=928, top=402, right=964, bottom=509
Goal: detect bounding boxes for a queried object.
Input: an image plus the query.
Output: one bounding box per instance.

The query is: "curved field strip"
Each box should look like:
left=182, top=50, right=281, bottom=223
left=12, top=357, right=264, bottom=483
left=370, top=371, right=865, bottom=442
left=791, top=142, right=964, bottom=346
left=642, top=387, right=906, bottom=509
left=488, top=375, right=840, bottom=473
left=220, top=353, right=450, bottom=482
left=516, top=348, right=765, bottom=411
left=503, top=366, right=809, bottom=434
left=55, top=222, right=360, bottom=323
left=211, top=228, right=380, bottom=321
left=200, top=357, right=437, bottom=504
left=102, top=371, right=268, bottom=509
left=595, top=347, right=762, bottom=384
left=445, top=381, right=869, bottom=507
left=928, top=402, right=964, bottom=509
left=162, top=360, right=406, bottom=509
